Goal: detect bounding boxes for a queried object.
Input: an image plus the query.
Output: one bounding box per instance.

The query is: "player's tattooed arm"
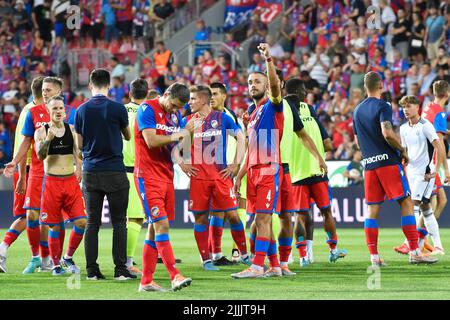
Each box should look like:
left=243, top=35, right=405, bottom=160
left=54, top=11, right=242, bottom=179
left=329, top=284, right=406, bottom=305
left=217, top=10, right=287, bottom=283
left=35, top=126, right=54, bottom=161
left=381, top=121, right=408, bottom=164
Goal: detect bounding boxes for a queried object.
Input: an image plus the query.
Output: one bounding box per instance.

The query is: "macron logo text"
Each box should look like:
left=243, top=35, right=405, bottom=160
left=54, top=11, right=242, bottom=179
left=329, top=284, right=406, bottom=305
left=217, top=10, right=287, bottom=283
left=362, top=154, right=389, bottom=166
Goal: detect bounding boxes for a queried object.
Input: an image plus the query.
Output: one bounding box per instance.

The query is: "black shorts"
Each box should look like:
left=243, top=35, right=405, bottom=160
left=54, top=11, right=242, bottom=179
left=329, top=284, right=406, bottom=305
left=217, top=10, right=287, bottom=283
left=134, top=24, right=144, bottom=38
left=117, top=20, right=133, bottom=36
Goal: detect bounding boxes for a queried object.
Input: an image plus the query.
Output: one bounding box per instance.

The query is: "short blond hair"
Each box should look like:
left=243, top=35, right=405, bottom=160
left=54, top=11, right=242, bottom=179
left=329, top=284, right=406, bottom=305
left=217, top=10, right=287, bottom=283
left=399, top=95, right=420, bottom=108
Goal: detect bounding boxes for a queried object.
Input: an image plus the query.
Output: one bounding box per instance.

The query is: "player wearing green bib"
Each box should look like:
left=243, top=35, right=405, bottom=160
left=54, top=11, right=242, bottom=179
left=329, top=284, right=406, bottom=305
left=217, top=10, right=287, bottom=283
left=123, top=79, right=149, bottom=276
left=284, top=78, right=347, bottom=266
left=0, top=77, right=44, bottom=273
left=210, top=82, right=249, bottom=265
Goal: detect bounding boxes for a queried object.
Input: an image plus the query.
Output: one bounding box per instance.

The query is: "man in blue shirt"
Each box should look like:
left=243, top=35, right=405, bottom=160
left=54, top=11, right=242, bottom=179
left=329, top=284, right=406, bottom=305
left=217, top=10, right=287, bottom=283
left=353, top=71, right=437, bottom=266
left=425, top=5, right=446, bottom=61
left=74, top=68, right=135, bottom=281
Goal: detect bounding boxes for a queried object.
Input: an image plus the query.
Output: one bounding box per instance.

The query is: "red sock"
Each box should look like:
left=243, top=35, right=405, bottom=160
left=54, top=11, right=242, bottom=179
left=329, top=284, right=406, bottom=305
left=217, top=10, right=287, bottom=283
left=58, top=223, right=66, bottom=258
left=48, top=230, right=61, bottom=266
left=296, top=240, right=307, bottom=258
left=230, top=222, right=247, bottom=255
left=3, top=229, right=21, bottom=246
left=40, top=241, right=50, bottom=258
left=141, top=240, right=158, bottom=285
left=194, top=224, right=210, bottom=261
left=26, top=220, right=40, bottom=256
left=267, top=240, right=280, bottom=268
left=155, top=234, right=179, bottom=280
left=278, top=237, right=292, bottom=263
left=364, top=219, right=379, bottom=255
left=209, top=217, right=224, bottom=255
left=66, top=226, right=84, bottom=257
left=326, top=233, right=338, bottom=251
left=402, top=216, right=419, bottom=251
left=252, top=237, right=270, bottom=267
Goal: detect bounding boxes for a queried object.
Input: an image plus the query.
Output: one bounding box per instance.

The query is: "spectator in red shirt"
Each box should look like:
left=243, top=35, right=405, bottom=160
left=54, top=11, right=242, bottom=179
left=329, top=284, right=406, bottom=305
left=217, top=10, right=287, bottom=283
left=140, top=58, right=160, bottom=80
left=294, top=13, right=311, bottom=62
left=111, top=0, right=133, bottom=39
left=200, top=50, right=218, bottom=78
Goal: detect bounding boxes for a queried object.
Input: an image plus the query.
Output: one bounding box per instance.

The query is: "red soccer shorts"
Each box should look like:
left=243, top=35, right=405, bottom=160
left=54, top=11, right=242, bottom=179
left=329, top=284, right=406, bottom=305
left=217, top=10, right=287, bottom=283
left=24, top=175, right=44, bottom=211
left=40, top=175, right=87, bottom=225
left=246, top=164, right=283, bottom=215
left=13, top=170, right=28, bottom=217
left=280, top=171, right=296, bottom=213
left=189, top=178, right=238, bottom=213
left=432, top=173, right=442, bottom=195
left=135, top=177, right=175, bottom=223
left=364, top=164, right=410, bottom=204
left=293, top=181, right=332, bottom=213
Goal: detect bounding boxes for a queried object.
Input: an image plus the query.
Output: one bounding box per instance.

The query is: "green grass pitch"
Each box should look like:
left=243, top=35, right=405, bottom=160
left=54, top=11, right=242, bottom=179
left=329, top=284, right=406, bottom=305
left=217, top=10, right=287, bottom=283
left=1, top=228, right=450, bottom=300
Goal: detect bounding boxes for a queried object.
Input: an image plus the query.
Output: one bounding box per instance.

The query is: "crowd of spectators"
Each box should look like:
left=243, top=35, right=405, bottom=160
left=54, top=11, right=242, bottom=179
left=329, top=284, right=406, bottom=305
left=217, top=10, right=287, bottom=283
left=1, top=0, right=450, bottom=164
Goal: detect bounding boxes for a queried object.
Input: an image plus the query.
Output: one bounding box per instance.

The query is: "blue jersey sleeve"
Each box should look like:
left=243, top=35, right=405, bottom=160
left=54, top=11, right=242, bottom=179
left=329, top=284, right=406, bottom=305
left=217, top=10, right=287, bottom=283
left=137, top=103, right=156, bottom=131
left=65, top=105, right=76, bottom=126
left=222, top=113, right=240, bottom=136
left=119, top=104, right=129, bottom=129
left=74, top=107, right=82, bottom=134
left=379, top=102, right=393, bottom=123
left=434, top=112, right=447, bottom=134
left=21, top=111, right=35, bottom=137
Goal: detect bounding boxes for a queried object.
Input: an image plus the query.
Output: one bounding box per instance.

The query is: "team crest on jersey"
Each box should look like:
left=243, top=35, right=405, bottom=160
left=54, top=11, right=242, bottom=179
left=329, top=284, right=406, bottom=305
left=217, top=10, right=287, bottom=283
left=25, top=197, right=30, bottom=206
left=171, top=113, right=178, bottom=124
left=40, top=212, right=48, bottom=221
left=211, top=120, right=218, bottom=129
left=142, top=104, right=148, bottom=112
left=151, top=206, right=160, bottom=217
left=189, top=200, right=193, bottom=209
left=40, top=114, right=43, bottom=118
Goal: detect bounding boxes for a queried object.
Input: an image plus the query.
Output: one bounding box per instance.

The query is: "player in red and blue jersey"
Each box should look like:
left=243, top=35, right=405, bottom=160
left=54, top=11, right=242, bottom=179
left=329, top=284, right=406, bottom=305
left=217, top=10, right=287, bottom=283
left=353, top=71, right=437, bottom=266
left=176, top=85, right=248, bottom=271
left=231, top=43, right=285, bottom=279
left=3, top=77, right=67, bottom=274
left=134, top=83, right=192, bottom=292
left=0, top=76, right=43, bottom=273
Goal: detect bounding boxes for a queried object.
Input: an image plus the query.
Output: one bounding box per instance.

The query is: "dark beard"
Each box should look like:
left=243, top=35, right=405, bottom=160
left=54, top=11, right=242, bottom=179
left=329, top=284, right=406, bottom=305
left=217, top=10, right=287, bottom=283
left=251, top=92, right=265, bottom=101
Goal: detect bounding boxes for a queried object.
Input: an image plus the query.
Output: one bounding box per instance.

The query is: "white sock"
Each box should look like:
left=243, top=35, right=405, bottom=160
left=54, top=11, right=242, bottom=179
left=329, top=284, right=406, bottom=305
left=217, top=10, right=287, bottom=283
left=280, top=261, right=288, bottom=267
left=306, top=240, right=313, bottom=260
left=32, top=254, right=40, bottom=259
left=422, top=208, right=443, bottom=249
left=0, top=242, right=8, bottom=256
left=370, top=254, right=380, bottom=261
left=240, top=253, right=248, bottom=260
left=126, top=256, right=133, bottom=268
left=212, top=252, right=223, bottom=260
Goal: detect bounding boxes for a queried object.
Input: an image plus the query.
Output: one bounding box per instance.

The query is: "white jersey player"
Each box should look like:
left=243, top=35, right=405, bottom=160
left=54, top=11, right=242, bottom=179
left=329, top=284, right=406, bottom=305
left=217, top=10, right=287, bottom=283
left=398, top=96, right=445, bottom=254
